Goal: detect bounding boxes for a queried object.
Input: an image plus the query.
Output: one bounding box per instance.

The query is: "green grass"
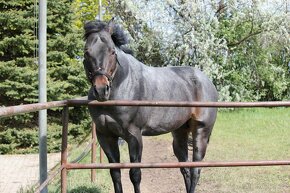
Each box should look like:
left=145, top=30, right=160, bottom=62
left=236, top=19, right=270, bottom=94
left=45, top=146, right=108, bottom=193
left=28, top=108, right=289, bottom=193
left=197, top=108, right=290, bottom=193
left=209, top=108, right=290, bottom=160
left=45, top=140, right=129, bottom=193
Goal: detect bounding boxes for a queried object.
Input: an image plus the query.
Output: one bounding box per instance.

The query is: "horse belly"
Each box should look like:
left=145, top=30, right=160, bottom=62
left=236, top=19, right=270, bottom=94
left=140, top=107, right=190, bottom=136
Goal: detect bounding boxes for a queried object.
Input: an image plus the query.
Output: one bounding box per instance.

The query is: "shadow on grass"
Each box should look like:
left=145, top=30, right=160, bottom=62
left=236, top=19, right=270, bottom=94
left=69, top=186, right=102, bottom=193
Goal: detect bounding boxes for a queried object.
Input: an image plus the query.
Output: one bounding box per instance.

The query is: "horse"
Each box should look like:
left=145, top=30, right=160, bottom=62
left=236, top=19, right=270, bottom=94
left=83, top=19, right=218, bottom=193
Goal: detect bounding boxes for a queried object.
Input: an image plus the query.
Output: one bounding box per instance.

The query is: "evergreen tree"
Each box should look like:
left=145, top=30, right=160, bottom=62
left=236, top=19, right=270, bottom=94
left=0, top=0, right=89, bottom=153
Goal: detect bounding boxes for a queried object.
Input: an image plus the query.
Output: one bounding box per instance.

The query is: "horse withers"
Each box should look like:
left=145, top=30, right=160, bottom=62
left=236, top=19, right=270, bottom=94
left=83, top=19, right=218, bottom=193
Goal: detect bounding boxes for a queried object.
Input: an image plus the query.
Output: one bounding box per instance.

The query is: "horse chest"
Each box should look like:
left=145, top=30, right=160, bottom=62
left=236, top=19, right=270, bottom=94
left=92, top=114, right=125, bottom=136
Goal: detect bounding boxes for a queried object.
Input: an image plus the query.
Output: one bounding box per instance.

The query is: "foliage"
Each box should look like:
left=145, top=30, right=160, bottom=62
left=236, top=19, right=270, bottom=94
left=0, top=120, right=90, bottom=154
left=0, top=0, right=90, bottom=154
left=73, top=0, right=111, bottom=29
left=109, top=0, right=290, bottom=101
left=1, top=0, right=289, bottom=153
left=109, top=0, right=166, bottom=65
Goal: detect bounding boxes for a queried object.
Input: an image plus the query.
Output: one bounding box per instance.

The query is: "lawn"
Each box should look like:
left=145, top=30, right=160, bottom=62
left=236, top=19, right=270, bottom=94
left=26, top=108, right=290, bottom=193
left=197, top=107, right=290, bottom=193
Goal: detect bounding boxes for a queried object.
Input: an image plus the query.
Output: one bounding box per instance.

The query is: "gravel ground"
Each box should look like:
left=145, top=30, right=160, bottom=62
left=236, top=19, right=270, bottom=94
left=0, top=153, right=60, bottom=193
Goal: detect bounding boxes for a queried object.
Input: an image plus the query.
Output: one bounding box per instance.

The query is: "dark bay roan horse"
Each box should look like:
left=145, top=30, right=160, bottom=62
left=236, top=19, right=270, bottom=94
left=83, top=19, right=218, bottom=193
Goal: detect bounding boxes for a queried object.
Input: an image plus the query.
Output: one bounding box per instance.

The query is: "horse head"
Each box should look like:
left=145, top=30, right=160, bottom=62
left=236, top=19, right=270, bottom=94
left=83, top=19, right=118, bottom=101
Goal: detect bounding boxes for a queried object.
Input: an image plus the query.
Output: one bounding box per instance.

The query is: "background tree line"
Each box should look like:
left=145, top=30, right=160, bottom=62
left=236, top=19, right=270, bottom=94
left=0, top=0, right=289, bottom=154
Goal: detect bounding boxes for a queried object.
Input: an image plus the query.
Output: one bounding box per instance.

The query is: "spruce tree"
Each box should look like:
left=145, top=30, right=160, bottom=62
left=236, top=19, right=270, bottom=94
left=0, top=0, right=89, bottom=153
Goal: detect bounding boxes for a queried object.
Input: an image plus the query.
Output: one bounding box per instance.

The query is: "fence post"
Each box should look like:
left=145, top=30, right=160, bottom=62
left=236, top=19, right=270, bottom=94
left=98, top=0, right=102, bottom=20
left=61, top=107, right=69, bottom=193
left=91, top=122, right=97, bottom=182
left=38, top=0, right=47, bottom=192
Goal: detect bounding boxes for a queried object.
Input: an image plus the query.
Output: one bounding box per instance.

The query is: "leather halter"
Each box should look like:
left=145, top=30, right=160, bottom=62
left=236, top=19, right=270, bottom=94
left=88, top=52, right=120, bottom=86
left=89, top=68, right=113, bottom=82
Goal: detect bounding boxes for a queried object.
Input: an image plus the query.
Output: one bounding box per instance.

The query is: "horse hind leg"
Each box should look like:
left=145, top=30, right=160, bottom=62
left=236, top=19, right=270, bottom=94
left=172, top=124, right=191, bottom=193
left=189, top=119, right=214, bottom=193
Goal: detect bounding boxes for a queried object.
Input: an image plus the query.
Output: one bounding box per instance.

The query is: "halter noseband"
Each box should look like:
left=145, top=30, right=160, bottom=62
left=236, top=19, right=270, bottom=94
left=90, top=68, right=113, bottom=82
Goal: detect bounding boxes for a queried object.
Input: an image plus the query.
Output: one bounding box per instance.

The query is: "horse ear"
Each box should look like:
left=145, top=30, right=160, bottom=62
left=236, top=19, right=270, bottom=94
left=107, top=17, right=115, bottom=35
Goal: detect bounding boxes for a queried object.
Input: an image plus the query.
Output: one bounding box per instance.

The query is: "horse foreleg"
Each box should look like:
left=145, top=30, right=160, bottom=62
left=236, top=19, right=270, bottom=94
left=97, top=132, right=123, bottom=193
left=172, top=127, right=191, bottom=193
left=126, top=127, right=143, bottom=193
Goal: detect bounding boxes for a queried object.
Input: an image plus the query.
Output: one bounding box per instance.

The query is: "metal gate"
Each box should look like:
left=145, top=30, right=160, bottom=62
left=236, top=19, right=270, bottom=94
left=1, top=99, right=290, bottom=193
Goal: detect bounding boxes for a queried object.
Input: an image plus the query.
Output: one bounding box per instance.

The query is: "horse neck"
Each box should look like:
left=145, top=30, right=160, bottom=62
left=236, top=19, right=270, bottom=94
left=110, top=49, right=141, bottom=99
left=114, top=49, right=129, bottom=83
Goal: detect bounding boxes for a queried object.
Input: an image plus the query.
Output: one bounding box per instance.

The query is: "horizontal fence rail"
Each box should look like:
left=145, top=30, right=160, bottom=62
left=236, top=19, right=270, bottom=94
left=68, top=100, right=290, bottom=108
left=0, top=100, right=67, bottom=117
left=1, top=100, right=290, bottom=118
left=65, top=160, right=290, bottom=169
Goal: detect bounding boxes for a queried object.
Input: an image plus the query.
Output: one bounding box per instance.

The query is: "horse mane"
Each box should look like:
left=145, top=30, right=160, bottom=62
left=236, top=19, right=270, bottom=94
left=84, top=20, right=133, bottom=55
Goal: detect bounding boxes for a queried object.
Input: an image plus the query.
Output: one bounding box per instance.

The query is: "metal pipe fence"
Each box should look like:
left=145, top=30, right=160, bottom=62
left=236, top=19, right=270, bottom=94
left=1, top=99, right=290, bottom=193
left=67, top=99, right=290, bottom=108
left=62, top=99, right=290, bottom=193
left=65, top=160, right=290, bottom=169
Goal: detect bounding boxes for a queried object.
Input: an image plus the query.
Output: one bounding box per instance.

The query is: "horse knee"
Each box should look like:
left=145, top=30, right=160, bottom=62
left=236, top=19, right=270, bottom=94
left=129, top=168, right=141, bottom=183
left=110, top=169, right=122, bottom=182
left=180, top=167, right=191, bottom=178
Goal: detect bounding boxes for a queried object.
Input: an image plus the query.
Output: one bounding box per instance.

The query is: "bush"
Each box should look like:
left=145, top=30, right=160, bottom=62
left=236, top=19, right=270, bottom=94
left=0, top=120, right=91, bottom=154
left=0, top=144, right=15, bottom=154
left=16, top=130, right=38, bottom=148
left=0, top=129, right=15, bottom=144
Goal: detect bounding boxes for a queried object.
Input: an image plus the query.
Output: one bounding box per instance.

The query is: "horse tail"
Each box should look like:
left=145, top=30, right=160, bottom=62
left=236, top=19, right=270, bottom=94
left=187, top=132, right=194, bottom=151
left=187, top=130, right=213, bottom=151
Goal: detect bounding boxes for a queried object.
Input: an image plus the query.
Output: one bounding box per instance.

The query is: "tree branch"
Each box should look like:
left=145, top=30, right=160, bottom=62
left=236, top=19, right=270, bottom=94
left=215, top=0, right=227, bottom=19
left=227, top=30, right=262, bottom=47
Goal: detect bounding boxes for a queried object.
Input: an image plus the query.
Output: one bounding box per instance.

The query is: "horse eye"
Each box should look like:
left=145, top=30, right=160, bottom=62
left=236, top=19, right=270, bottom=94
left=111, top=50, right=115, bottom=55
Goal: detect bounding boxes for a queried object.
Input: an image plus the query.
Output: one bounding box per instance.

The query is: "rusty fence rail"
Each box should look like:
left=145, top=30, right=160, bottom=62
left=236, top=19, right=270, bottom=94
left=67, top=99, right=290, bottom=108
left=65, top=160, right=290, bottom=169
left=1, top=99, right=290, bottom=193
left=0, top=100, right=67, bottom=117
left=1, top=100, right=290, bottom=117
left=61, top=99, right=290, bottom=193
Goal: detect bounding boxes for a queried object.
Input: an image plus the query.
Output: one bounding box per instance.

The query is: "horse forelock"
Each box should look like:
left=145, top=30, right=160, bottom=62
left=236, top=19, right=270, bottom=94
left=83, top=20, right=107, bottom=39
left=84, top=20, right=133, bottom=55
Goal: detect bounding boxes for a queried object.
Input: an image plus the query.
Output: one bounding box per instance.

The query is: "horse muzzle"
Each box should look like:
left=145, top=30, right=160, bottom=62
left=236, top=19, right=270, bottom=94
left=93, top=84, right=111, bottom=101
left=91, top=74, right=112, bottom=101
